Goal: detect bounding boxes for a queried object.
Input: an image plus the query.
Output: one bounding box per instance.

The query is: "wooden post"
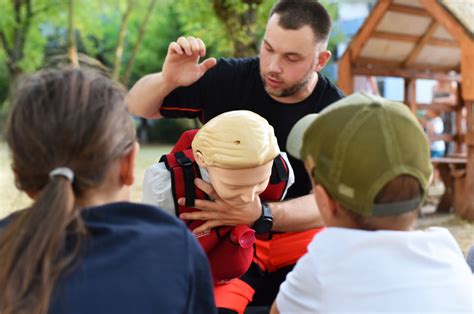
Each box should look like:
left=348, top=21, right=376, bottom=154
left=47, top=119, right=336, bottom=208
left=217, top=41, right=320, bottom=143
left=454, top=82, right=464, bottom=154
left=338, top=51, right=353, bottom=95
left=458, top=40, right=474, bottom=220
left=403, top=78, right=417, bottom=113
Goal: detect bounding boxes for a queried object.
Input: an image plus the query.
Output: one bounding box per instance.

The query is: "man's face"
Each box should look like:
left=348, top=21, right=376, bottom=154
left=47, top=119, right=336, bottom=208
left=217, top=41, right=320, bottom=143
left=259, top=14, right=318, bottom=100
left=206, top=161, right=273, bottom=208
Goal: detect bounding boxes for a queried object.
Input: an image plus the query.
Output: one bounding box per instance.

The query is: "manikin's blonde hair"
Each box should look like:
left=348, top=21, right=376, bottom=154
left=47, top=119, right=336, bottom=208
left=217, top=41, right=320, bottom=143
left=192, top=110, right=280, bottom=169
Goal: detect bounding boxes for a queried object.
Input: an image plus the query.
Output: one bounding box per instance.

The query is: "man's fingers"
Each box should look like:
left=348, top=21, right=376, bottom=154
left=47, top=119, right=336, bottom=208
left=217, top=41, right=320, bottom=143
left=177, top=198, right=220, bottom=212
left=194, top=178, right=218, bottom=198
left=179, top=209, right=216, bottom=221
left=198, top=58, right=217, bottom=73
left=196, top=38, right=206, bottom=57
left=177, top=36, right=192, bottom=56
left=168, top=42, right=183, bottom=55
left=187, top=36, right=201, bottom=56
left=192, top=221, right=222, bottom=235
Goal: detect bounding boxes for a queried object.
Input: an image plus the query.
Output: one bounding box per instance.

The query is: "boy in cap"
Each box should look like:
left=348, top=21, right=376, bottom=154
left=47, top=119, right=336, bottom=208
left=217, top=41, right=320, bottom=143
left=271, top=92, right=473, bottom=313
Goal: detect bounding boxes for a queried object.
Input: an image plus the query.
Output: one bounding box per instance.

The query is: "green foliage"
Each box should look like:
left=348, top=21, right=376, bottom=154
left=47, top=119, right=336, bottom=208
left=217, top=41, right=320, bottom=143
left=124, top=1, right=181, bottom=87
left=174, top=0, right=233, bottom=57
left=0, top=0, right=345, bottom=114
left=0, top=50, right=9, bottom=103
left=174, top=0, right=274, bottom=57
left=147, top=118, right=197, bottom=144
left=0, top=0, right=59, bottom=72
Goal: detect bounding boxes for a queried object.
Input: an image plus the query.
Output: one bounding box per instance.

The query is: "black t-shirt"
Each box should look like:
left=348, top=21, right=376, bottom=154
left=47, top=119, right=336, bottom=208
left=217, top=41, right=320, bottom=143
left=0, top=202, right=216, bottom=314
left=161, top=57, right=344, bottom=198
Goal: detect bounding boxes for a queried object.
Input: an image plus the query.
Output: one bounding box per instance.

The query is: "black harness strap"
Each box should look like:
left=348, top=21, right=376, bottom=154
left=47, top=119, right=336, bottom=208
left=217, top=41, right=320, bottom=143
left=174, top=151, right=196, bottom=207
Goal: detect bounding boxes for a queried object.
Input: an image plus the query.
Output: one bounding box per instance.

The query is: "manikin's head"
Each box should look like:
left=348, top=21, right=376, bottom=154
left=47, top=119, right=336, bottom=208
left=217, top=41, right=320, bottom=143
left=259, top=0, right=333, bottom=102
left=192, top=110, right=279, bottom=208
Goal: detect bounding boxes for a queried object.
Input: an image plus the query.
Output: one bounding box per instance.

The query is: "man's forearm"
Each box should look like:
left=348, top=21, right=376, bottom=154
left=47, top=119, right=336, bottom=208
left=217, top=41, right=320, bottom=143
left=126, top=72, right=177, bottom=119
left=269, top=194, right=324, bottom=232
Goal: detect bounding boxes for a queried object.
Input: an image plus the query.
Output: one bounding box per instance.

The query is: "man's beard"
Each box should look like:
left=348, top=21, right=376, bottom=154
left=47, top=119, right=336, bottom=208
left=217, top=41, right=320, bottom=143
left=261, top=60, right=316, bottom=98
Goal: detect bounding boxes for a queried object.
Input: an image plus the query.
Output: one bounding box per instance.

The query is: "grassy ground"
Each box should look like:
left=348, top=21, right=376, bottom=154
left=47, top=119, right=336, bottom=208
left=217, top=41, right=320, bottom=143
left=1, top=143, right=472, bottom=255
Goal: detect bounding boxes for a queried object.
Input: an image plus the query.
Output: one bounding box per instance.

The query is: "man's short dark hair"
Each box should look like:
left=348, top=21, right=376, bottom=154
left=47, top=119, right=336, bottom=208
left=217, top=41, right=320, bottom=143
left=269, top=0, right=332, bottom=44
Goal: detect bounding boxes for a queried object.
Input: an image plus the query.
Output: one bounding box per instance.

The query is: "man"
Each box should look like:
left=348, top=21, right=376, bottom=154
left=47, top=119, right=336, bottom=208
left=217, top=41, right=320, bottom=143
left=271, top=92, right=473, bottom=313
left=128, top=0, right=343, bottom=307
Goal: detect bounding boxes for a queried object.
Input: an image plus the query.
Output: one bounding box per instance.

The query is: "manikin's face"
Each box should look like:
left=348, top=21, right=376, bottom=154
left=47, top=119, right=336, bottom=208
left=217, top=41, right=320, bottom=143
left=259, top=14, right=318, bottom=101
left=206, top=161, right=273, bottom=208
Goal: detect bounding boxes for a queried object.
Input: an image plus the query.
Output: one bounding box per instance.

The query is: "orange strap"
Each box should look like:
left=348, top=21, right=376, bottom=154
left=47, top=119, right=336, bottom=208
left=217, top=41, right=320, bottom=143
left=254, top=228, right=324, bottom=272
left=214, top=279, right=255, bottom=314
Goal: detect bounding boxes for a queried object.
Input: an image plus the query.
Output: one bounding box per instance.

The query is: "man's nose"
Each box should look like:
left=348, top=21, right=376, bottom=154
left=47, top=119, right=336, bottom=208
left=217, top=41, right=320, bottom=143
left=268, top=56, right=283, bottom=74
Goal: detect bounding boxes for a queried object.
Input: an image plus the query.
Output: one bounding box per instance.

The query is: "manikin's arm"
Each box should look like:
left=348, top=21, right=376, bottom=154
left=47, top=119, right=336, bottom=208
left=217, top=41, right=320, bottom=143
left=179, top=179, right=323, bottom=234
left=126, top=37, right=216, bottom=119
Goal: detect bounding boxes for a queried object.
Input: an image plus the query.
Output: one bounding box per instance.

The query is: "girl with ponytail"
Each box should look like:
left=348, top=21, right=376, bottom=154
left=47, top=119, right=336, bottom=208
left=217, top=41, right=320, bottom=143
left=0, top=68, right=215, bottom=314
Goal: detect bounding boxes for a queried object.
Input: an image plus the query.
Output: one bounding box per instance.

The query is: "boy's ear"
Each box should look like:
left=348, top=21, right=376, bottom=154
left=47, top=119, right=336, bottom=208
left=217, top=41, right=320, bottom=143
left=313, top=184, right=338, bottom=218
left=313, top=184, right=339, bottom=227
left=120, top=142, right=139, bottom=186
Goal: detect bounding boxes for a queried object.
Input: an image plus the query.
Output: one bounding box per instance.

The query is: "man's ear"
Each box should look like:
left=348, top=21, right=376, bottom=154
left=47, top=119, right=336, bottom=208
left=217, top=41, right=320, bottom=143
left=119, top=142, right=139, bottom=186
left=314, top=50, right=332, bottom=72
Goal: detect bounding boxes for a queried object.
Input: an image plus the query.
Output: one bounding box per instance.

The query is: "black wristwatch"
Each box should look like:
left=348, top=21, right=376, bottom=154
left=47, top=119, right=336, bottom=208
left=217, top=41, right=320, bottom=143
left=252, top=202, right=273, bottom=234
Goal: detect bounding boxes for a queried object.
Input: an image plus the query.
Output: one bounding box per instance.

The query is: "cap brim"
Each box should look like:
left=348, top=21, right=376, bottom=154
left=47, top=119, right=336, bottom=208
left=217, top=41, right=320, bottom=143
left=286, top=113, right=319, bottom=160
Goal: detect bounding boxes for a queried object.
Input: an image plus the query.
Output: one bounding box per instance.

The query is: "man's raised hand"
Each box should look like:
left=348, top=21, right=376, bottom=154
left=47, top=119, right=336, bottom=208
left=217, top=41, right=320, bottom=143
left=163, top=36, right=217, bottom=88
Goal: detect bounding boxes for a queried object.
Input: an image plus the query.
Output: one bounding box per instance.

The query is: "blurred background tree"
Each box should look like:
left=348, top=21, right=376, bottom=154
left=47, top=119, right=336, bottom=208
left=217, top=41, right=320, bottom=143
left=0, top=0, right=340, bottom=142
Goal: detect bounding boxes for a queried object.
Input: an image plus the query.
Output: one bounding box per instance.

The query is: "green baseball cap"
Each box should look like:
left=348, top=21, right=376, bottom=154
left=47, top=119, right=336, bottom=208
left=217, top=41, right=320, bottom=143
left=287, top=92, right=433, bottom=217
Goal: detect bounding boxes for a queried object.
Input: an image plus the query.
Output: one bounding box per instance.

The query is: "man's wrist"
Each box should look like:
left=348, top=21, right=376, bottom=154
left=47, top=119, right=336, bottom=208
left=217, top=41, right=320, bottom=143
left=252, top=202, right=273, bottom=234
left=158, top=72, right=180, bottom=93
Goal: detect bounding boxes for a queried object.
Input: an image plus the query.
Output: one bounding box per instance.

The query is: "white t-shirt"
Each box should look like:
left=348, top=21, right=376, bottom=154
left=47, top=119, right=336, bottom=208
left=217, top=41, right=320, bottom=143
left=276, top=227, right=473, bottom=313
left=142, top=152, right=294, bottom=216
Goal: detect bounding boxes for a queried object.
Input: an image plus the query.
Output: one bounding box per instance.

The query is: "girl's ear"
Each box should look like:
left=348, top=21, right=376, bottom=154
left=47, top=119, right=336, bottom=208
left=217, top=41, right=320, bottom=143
left=119, top=142, right=139, bottom=186
left=13, top=170, right=37, bottom=200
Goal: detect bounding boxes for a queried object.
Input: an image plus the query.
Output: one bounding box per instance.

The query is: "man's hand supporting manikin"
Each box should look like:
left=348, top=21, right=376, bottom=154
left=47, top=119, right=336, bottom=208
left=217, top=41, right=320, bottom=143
left=179, top=179, right=323, bottom=234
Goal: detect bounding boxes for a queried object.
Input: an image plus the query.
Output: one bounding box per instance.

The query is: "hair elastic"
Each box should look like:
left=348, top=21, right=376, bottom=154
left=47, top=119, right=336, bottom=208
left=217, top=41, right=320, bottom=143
left=49, top=167, right=74, bottom=182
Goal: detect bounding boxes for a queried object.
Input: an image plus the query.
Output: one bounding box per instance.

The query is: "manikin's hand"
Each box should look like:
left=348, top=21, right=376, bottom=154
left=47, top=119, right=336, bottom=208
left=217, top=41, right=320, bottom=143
left=178, top=179, right=262, bottom=234
left=163, top=36, right=217, bottom=88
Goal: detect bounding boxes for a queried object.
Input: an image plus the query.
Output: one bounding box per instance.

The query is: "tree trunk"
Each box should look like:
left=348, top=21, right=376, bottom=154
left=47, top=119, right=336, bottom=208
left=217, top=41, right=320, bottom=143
left=121, top=0, right=158, bottom=86
left=67, top=0, right=79, bottom=68
left=0, top=0, right=34, bottom=83
left=112, top=0, right=134, bottom=81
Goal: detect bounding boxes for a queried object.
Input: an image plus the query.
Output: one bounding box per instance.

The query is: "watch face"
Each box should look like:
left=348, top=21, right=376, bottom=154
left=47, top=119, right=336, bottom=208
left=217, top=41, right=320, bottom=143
left=254, top=218, right=273, bottom=234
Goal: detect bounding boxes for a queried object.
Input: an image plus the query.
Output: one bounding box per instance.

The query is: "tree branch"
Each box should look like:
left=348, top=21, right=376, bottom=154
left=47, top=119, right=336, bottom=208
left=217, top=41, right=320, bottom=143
left=0, top=31, right=13, bottom=57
